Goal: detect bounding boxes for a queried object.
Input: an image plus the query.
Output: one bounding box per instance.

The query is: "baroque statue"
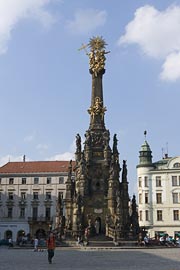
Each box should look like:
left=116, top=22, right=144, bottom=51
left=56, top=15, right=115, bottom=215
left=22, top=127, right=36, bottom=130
left=79, top=36, right=110, bottom=76
left=76, top=133, right=81, bottom=153
left=88, top=96, right=106, bottom=120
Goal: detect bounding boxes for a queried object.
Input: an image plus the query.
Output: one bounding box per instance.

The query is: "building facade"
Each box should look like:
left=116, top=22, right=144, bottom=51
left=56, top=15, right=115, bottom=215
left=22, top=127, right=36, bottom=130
left=137, top=137, right=180, bottom=238
left=0, top=161, right=74, bottom=241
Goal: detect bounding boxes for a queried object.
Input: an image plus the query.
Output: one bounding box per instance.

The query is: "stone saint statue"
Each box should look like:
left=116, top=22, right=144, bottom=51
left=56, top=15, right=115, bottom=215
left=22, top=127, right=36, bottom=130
left=76, top=133, right=81, bottom=153
left=122, top=160, right=127, bottom=181
left=113, top=134, right=118, bottom=153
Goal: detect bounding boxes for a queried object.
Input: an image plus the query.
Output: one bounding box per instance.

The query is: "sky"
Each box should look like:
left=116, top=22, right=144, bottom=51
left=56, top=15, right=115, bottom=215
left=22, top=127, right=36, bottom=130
left=0, top=0, right=180, bottom=196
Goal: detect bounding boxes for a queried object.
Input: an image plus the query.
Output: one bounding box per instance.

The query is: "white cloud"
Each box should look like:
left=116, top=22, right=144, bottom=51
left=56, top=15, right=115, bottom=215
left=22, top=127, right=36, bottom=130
left=0, top=154, right=30, bottom=166
left=118, top=5, right=180, bottom=82
left=47, top=138, right=76, bottom=161
left=160, top=52, right=180, bottom=81
left=0, top=0, right=56, bottom=55
left=66, top=8, right=107, bottom=34
left=0, top=151, right=74, bottom=166
left=48, top=152, right=75, bottom=161
left=69, top=138, right=76, bottom=153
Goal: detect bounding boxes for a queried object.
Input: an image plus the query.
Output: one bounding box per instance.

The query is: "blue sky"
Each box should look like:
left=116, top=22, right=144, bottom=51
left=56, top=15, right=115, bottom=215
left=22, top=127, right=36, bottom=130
left=0, top=0, right=180, bottom=196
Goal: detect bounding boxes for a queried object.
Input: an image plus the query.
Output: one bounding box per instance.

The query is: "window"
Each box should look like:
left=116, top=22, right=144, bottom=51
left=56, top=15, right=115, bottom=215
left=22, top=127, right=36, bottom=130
left=46, top=192, right=51, bottom=200
left=144, top=177, right=148, bottom=187
left=34, top=177, right=39, bottom=185
left=9, top=178, right=14, bottom=185
left=145, top=193, right=149, bottom=204
left=156, top=176, right=161, bottom=187
left=139, top=210, right=142, bottom=221
left=145, top=210, right=149, bottom=221
left=156, top=193, right=162, bottom=204
left=172, top=176, right=178, bottom=186
left=21, top=192, right=26, bottom=200
left=20, top=208, right=25, bottom=218
left=138, top=177, right=142, bottom=187
left=174, top=163, right=180, bottom=168
left=139, top=194, right=142, bottom=204
left=173, top=210, right=179, bottom=221
left=8, top=192, right=13, bottom=200
left=59, top=177, right=64, bottom=184
left=8, top=207, right=13, bottom=218
left=22, top=178, right=26, bottom=185
left=172, top=193, right=178, bottom=204
left=32, top=207, right=38, bottom=220
left=33, top=192, right=39, bottom=200
left=0, top=178, right=1, bottom=185
left=47, top=177, right=51, bottom=184
left=45, top=207, right=51, bottom=220
left=157, top=210, right=162, bottom=221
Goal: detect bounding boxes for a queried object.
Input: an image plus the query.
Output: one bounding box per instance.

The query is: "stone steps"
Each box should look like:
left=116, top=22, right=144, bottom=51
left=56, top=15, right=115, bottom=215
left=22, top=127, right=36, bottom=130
left=61, top=239, right=138, bottom=248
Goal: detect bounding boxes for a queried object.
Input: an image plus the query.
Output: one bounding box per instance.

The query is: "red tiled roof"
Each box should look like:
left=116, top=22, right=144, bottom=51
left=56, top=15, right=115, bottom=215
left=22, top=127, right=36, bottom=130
left=0, top=161, right=75, bottom=174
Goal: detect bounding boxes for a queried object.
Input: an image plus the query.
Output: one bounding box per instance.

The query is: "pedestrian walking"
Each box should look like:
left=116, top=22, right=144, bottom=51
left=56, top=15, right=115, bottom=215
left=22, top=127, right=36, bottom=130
left=34, top=237, right=39, bottom=252
left=84, top=227, right=90, bottom=246
left=46, top=232, right=56, bottom=264
left=144, top=235, right=149, bottom=246
left=8, top=237, right=13, bottom=248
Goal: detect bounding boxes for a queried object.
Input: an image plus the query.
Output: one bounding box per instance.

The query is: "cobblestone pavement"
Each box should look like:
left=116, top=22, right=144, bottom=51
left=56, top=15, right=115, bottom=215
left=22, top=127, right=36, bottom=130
left=0, top=247, right=180, bottom=270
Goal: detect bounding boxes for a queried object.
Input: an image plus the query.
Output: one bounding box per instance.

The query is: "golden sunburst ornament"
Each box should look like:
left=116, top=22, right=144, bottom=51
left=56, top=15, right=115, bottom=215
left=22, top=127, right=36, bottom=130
left=88, top=36, right=107, bottom=51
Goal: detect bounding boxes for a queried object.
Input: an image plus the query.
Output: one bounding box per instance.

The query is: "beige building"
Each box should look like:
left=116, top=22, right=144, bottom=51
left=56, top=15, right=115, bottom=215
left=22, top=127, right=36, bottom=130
left=137, top=138, right=180, bottom=238
left=0, top=160, right=74, bottom=241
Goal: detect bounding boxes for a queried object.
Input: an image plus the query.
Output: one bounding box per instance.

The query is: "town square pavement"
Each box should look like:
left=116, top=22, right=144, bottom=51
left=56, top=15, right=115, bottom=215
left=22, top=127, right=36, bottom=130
left=0, top=246, right=180, bottom=270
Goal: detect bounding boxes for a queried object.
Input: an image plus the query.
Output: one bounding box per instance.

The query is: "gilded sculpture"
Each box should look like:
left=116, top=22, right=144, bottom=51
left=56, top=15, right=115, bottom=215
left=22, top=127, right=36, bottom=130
left=88, top=97, right=107, bottom=120
left=79, top=36, right=110, bottom=76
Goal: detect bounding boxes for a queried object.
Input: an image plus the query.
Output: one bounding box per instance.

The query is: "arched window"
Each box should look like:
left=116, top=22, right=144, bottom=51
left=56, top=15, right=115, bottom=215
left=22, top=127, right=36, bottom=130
left=5, top=230, right=12, bottom=239
left=174, top=163, right=180, bottom=168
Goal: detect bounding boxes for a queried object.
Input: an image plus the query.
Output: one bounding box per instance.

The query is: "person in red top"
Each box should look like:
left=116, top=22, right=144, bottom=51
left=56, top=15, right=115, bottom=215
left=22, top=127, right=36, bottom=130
left=46, top=232, right=56, bottom=264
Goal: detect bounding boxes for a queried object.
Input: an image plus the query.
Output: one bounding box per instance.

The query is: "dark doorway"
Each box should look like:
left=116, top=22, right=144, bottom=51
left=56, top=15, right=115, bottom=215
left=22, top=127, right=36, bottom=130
left=5, top=230, right=12, bottom=239
left=36, top=228, right=46, bottom=239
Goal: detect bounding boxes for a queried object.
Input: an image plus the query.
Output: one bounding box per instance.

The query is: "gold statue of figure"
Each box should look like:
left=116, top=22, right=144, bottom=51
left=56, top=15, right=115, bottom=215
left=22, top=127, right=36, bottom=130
left=88, top=97, right=107, bottom=119
left=79, top=36, right=110, bottom=76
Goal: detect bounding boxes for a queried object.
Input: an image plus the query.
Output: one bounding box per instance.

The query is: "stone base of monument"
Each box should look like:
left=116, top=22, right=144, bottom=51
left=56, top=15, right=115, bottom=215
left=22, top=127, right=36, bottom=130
left=61, top=231, right=139, bottom=248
